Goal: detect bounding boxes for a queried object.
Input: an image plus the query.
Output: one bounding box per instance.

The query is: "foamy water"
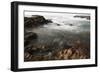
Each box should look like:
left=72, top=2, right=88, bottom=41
left=42, top=16, right=90, bottom=33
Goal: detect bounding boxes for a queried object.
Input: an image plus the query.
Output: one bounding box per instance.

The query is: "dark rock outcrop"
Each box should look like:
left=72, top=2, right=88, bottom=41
left=24, top=32, right=38, bottom=40
left=24, top=32, right=38, bottom=47
left=74, top=15, right=90, bottom=20
left=24, top=15, right=52, bottom=28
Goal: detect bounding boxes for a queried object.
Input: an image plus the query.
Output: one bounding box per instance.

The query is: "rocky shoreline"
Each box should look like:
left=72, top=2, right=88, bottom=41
left=24, top=15, right=90, bottom=61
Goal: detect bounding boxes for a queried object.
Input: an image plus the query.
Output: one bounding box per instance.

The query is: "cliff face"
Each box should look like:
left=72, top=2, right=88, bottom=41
left=24, top=15, right=52, bottom=28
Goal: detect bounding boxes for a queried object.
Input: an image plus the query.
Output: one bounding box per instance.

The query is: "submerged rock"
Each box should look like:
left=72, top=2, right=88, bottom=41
left=24, top=32, right=38, bottom=40
left=69, top=24, right=74, bottom=26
